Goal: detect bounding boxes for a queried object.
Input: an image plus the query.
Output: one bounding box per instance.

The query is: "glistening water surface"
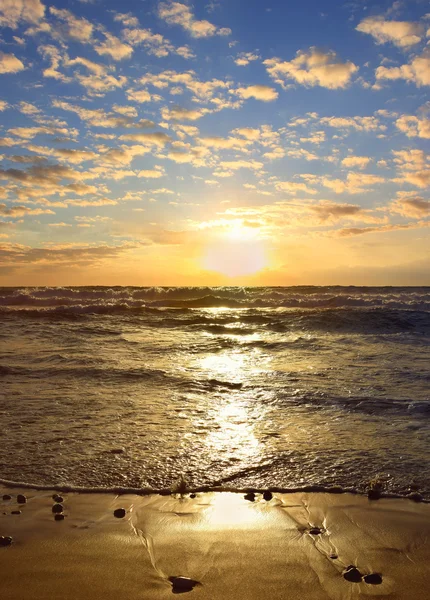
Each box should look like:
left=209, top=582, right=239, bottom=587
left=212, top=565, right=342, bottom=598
left=0, top=286, right=429, bottom=497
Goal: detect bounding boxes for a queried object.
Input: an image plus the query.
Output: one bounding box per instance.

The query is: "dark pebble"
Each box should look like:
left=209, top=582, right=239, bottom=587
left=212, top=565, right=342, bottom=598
left=244, top=492, right=255, bottom=502
left=329, top=554, right=338, bottom=559
left=363, top=573, right=382, bottom=585
left=17, top=494, right=27, bottom=504
left=110, top=448, right=125, bottom=454
left=408, top=492, right=423, bottom=502
left=11, top=510, right=21, bottom=515
left=0, top=536, right=13, bottom=547
left=169, top=576, right=200, bottom=593
left=343, top=566, right=362, bottom=583
left=309, top=527, right=322, bottom=535
left=263, top=491, right=273, bottom=501
left=367, top=489, right=381, bottom=500
left=189, top=493, right=196, bottom=499
left=54, top=514, right=65, bottom=521
left=52, top=503, right=64, bottom=514
left=114, top=508, right=126, bottom=519
left=2, top=494, right=12, bottom=501
left=53, top=495, right=64, bottom=503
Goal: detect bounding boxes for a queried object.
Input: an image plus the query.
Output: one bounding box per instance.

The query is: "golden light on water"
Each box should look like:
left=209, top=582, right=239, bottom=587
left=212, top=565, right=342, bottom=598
left=196, top=346, right=267, bottom=462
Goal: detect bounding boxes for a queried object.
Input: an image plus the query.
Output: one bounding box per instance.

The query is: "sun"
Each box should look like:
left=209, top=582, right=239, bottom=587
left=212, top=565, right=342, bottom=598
left=202, top=222, right=268, bottom=278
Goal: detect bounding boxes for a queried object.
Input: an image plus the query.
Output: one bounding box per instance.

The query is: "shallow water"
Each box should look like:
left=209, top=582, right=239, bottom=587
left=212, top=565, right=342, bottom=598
left=0, top=286, right=429, bottom=497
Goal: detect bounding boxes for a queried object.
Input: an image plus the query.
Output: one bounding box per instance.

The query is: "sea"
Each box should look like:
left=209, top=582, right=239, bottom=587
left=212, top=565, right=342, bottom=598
left=0, top=286, right=429, bottom=499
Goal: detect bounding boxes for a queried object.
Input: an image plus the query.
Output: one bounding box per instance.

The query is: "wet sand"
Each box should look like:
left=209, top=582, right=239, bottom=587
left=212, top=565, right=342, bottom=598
left=1, top=488, right=429, bottom=599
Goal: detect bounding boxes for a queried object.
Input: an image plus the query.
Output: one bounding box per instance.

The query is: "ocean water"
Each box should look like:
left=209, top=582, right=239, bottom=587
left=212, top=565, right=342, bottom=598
left=0, top=286, right=429, bottom=498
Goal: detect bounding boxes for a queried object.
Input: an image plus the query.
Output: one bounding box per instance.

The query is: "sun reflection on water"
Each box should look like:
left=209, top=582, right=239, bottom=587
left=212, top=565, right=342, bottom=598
left=195, top=347, right=268, bottom=464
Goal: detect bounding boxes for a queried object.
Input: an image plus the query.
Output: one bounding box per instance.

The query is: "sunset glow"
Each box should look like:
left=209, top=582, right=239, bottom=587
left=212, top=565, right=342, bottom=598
left=0, top=0, right=428, bottom=285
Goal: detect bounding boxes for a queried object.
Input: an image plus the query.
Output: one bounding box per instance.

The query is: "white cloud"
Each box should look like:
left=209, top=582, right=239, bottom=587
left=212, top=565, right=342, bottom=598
left=95, top=32, right=133, bottom=61
left=0, top=100, right=9, bottom=111
left=319, top=115, right=383, bottom=132
left=234, top=52, right=260, bottom=66
left=356, top=17, right=423, bottom=47
left=264, top=48, right=358, bottom=90
left=0, top=51, right=24, bottom=74
left=376, top=49, right=430, bottom=87
left=395, top=115, right=430, bottom=139
left=0, top=0, right=45, bottom=29
left=161, top=106, right=209, bottom=121
left=158, top=1, right=230, bottom=38
left=341, top=156, right=371, bottom=169
left=235, top=84, right=278, bottom=102
left=391, top=197, right=429, bottom=218
left=49, top=7, right=93, bottom=42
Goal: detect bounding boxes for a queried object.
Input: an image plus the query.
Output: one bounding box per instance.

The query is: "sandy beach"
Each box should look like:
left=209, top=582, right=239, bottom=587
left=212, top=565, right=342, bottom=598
left=1, top=488, right=429, bottom=599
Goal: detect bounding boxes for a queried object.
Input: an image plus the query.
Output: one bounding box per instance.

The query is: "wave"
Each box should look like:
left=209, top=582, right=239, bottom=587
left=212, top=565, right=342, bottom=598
left=1, top=286, right=429, bottom=311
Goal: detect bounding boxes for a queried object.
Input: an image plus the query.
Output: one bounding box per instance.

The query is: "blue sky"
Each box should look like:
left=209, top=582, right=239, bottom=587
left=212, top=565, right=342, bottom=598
left=0, top=0, right=429, bottom=285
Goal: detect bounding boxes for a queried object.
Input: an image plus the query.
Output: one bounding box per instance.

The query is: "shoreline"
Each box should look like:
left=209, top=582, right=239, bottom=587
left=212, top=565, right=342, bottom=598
left=1, top=477, right=428, bottom=502
left=1, top=486, right=430, bottom=599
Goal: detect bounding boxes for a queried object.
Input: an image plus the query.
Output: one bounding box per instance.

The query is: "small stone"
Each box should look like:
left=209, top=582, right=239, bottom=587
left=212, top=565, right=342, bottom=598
left=244, top=492, right=255, bottom=502
left=0, top=536, right=13, bottom=547
left=189, top=493, right=196, bottom=499
left=408, top=492, right=423, bottom=502
left=17, top=494, right=27, bottom=504
left=169, top=576, right=200, bottom=593
left=309, top=527, right=322, bottom=535
left=2, top=494, right=12, bottom=501
left=52, top=503, right=64, bottom=514
left=363, top=573, right=382, bottom=585
left=329, top=554, right=338, bottom=559
left=53, top=495, right=64, bottom=503
left=343, top=566, right=362, bottom=583
left=110, top=448, right=125, bottom=454
left=54, top=514, right=65, bottom=521
left=367, top=489, right=381, bottom=500
left=263, top=491, right=273, bottom=501
left=113, top=508, right=126, bottom=519
left=11, top=510, right=21, bottom=515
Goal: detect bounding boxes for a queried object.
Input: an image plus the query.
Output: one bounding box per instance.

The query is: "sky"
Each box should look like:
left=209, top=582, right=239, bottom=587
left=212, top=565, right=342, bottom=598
left=0, top=0, right=429, bottom=286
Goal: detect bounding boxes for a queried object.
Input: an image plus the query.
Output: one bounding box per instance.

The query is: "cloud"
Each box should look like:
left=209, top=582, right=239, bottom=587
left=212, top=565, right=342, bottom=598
left=161, top=106, right=209, bottom=121
left=49, top=7, right=93, bottom=42
left=0, top=242, right=138, bottom=270
left=232, top=127, right=261, bottom=141
left=158, top=1, right=230, bottom=38
left=219, top=159, right=263, bottom=171
left=52, top=99, right=154, bottom=129
left=319, top=172, right=385, bottom=194
left=126, top=89, right=156, bottom=103
left=356, top=17, right=423, bottom=47
left=319, top=115, right=383, bottom=131
left=275, top=181, right=317, bottom=195
left=390, top=197, right=430, bottom=218
left=0, top=203, right=54, bottom=217
left=0, top=51, right=24, bottom=74
left=0, top=0, right=45, bottom=29
left=264, top=48, right=358, bottom=90
left=336, top=221, right=429, bottom=237
left=94, top=32, right=133, bottom=61
left=341, top=156, right=371, bottom=169
left=235, top=84, right=278, bottom=101
left=112, top=105, right=138, bottom=118
left=395, top=115, right=430, bottom=139
left=199, top=135, right=253, bottom=150
left=234, top=52, right=260, bottom=66
left=137, top=166, right=165, bottom=178
left=392, top=149, right=430, bottom=188
left=0, top=101, right=9, bottom=111
left=375, top=49, right=430, bottom=87
left=118, top=132, right=171, bottom=146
